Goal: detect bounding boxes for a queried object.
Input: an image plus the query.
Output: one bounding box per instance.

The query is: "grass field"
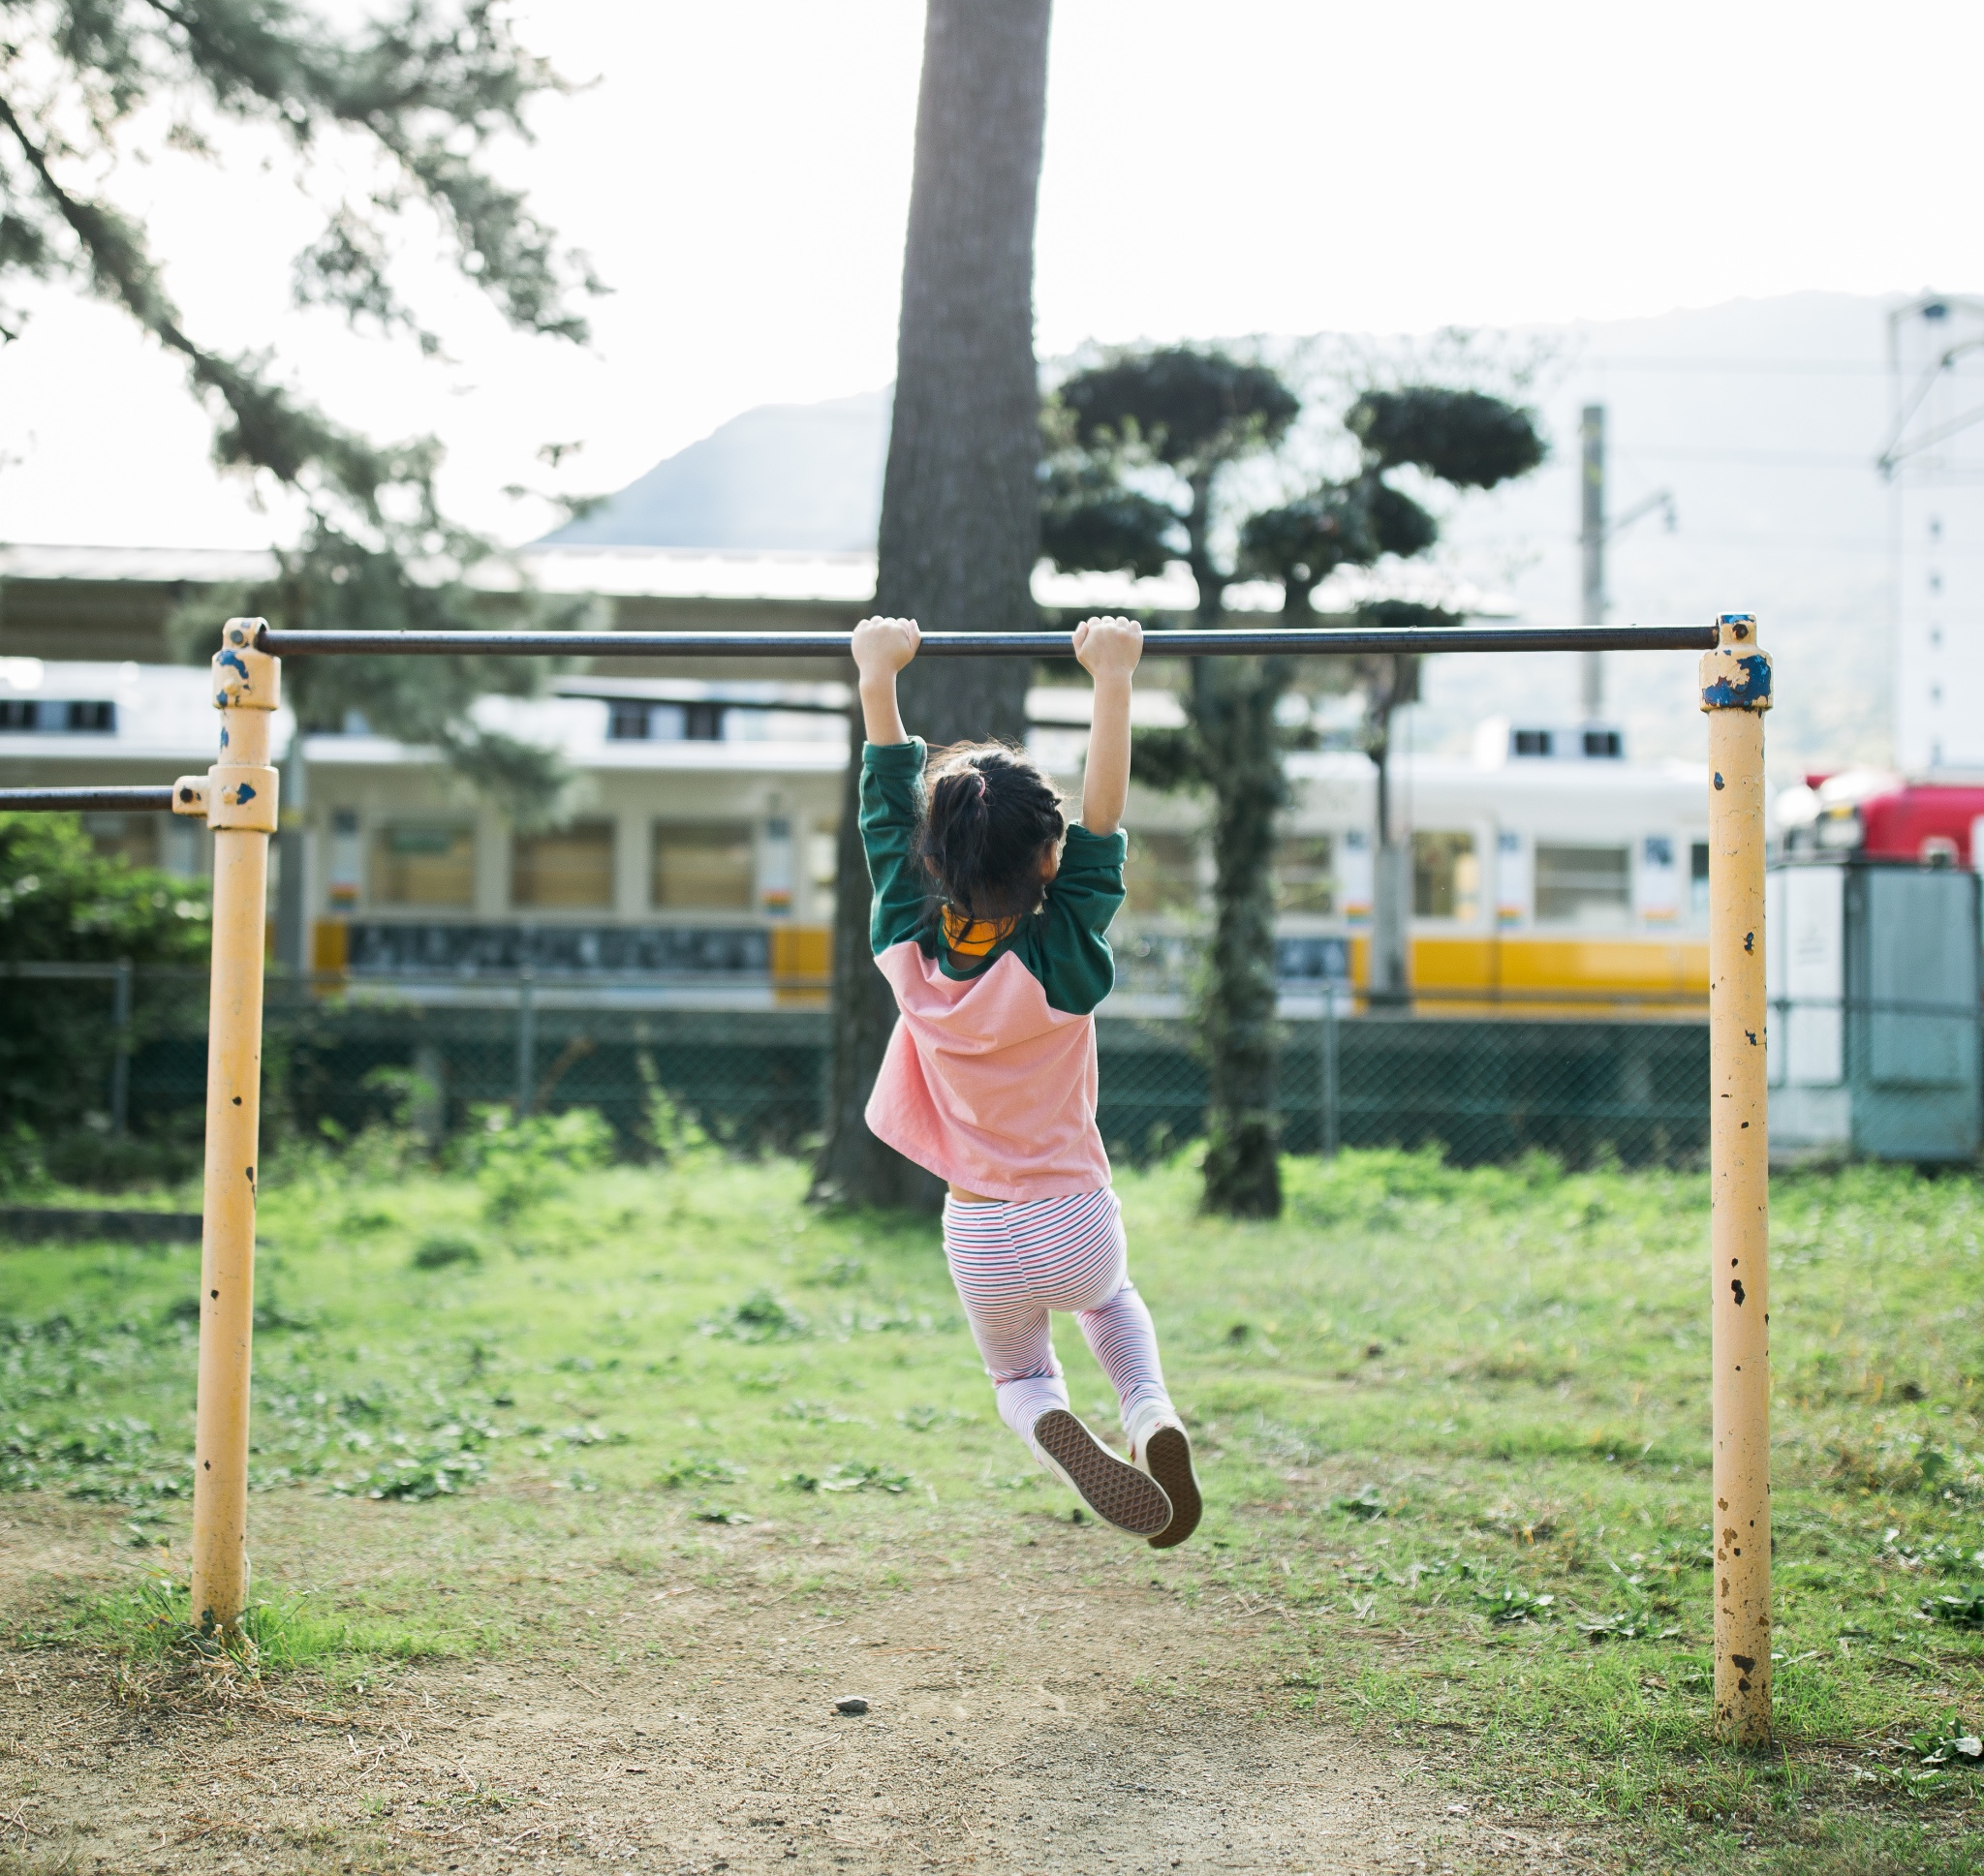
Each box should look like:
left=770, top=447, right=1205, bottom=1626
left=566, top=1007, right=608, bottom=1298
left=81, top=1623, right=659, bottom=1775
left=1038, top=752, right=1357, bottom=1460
left=3, top=1130, right=1982, bottom=1873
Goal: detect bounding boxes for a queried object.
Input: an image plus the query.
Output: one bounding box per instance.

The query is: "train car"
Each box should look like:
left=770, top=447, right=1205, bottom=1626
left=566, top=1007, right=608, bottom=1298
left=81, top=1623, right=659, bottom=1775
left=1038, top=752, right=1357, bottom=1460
left=1111, top=710, right=1710, bottom=1017
left=1777, top=769, right=1984, bottom=869
left=0, top=659, right=1711, bottom=1016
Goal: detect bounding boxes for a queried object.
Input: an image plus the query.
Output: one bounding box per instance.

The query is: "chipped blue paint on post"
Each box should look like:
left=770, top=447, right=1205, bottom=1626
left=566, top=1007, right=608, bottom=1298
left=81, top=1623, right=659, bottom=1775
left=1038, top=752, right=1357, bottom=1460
left=1703, top=654, right=1773, bottom=711
left=218, top=650, right=250, bottom=681
left=233, top=784, right=257, bottom=804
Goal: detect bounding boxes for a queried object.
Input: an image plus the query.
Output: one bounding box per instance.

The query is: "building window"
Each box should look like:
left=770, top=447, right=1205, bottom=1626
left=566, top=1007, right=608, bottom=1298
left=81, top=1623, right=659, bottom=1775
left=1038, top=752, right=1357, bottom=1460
left=372, top=822, right=476, bottom=908
left=160, top=817, right=205, bottom=880
left=1690, top=840, right=1710, bottom=920
left=1412, top=831, right=1479, bottom=920
left=80, top=813, right=157, bottom=869
left=0, top=698, right=114, bottom=732
left=327, top=809, right=361, bottom=909
left=1273, top=835, right=1335, bottom=914
left=605, top=701, right=718, bottom=741
left=652, top=820, right=755, bottom=910
left=1125, top=832, right=1199, bottom=913
left=1535, top=843, right=1631, bottom=925
left=513, top=819, right=615, bottom=909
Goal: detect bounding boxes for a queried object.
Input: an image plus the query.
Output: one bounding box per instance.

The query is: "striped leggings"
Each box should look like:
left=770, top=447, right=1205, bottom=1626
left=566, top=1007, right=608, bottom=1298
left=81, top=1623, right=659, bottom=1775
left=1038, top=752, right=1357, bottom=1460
left=942, top=1187, right=1171, bottom=1447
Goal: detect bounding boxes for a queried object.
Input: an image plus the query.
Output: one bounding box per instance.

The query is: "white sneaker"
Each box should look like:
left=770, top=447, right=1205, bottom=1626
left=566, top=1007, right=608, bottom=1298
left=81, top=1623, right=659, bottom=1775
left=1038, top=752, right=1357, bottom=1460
left=1029, top=1409, right=1172, bottom=1537
left=1124, top=1400, right=1202, bottom=1551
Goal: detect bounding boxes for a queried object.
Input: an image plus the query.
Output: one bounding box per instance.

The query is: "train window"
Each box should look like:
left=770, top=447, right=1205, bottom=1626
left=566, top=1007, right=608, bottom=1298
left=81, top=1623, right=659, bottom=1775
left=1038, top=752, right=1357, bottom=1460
left=1690, top=841, right=1710, bottom=919
left=372, top=822, right=476, bottom=907
left=1126, top=833, right=1201, bottom=913
left=1535, top=844, right=1631, bottom=925
left=1274, top=835, right=1335, bottom=914
left=1413, top=831, right=1479, bottom=921
left=513, top=819, right=616, bottom=909
left=808, top=823, right=840, bottom=920
left=653, top=820, right=756, bottom=911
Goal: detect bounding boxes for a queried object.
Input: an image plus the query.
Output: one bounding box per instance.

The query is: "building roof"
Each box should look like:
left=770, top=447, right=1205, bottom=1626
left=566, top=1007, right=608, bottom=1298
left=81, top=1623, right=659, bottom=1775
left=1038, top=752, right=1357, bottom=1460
left=1, top=540, right=1516, bottom=618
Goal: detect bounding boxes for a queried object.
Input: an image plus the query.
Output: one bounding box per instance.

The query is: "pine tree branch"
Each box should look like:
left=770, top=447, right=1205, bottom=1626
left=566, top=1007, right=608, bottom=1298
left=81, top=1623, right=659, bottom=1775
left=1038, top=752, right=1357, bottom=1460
left=0, top=88, right=410, bottom=511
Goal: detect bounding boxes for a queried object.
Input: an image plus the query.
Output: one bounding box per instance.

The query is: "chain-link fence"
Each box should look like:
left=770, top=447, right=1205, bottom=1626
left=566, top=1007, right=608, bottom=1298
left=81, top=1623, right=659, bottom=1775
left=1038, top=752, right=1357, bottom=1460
left=5, top=964, right=1731, bottom=1171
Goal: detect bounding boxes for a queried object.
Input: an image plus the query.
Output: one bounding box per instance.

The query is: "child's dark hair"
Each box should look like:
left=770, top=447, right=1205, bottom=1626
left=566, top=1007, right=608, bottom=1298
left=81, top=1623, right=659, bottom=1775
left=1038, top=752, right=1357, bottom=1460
left=918, top=742, right=1067, bottom=923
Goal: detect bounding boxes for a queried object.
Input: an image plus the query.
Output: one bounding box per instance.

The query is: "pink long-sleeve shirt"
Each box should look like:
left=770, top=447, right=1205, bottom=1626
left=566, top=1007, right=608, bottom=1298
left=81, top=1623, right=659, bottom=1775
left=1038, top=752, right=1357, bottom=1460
left=858, top=739, right=1123, bottom=1202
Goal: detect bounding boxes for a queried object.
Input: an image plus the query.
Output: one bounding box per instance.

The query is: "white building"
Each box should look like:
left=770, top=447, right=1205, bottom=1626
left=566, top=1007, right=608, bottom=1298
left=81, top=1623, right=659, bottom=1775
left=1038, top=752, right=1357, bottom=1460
left=1887, top=292, right=1984, bottom=773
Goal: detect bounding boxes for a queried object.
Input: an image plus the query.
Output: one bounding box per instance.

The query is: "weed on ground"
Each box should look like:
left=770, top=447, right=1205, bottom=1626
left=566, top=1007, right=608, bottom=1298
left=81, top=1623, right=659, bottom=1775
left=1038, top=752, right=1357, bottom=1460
left=1, top=1147, right=1981, bottom=1871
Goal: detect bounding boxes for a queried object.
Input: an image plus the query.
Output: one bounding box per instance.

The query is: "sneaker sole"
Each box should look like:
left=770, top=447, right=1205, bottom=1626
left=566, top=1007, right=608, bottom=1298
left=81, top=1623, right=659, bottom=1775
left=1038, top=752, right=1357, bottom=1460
left=1033, top=1410, right=1172, bottom=1537
left=1142, top=1426, right=1202, bottom=1550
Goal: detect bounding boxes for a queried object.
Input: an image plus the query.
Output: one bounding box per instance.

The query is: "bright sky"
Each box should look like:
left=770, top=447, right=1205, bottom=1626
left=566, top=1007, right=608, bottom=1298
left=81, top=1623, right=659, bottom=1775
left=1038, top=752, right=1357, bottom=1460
left=3, top=0, right=1981, bottom=550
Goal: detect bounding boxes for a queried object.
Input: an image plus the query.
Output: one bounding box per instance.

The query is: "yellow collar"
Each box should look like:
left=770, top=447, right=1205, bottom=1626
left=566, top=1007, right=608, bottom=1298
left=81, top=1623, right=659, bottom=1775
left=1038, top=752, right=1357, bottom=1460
left=942, top=906, right=1018, bottom=959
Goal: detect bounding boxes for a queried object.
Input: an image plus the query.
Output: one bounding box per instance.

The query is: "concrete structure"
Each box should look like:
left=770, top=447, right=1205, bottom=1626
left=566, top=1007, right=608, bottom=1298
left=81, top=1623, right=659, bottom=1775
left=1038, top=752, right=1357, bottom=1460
left=1886, top=293, right=1984, bottom=773
left=1767, top=856, right=1982, bottom=1161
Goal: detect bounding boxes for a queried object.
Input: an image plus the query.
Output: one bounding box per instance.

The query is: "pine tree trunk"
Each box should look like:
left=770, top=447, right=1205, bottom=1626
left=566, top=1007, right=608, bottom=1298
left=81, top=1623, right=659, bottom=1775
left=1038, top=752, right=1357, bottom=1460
left=1194, top=651, right=1288, bottom=1216
left=1365, top=655, right=1418, bottom=1007
left=813, top=0, right=1053, bottom=1211
left=1184, top=485, right=1286, bottom=1218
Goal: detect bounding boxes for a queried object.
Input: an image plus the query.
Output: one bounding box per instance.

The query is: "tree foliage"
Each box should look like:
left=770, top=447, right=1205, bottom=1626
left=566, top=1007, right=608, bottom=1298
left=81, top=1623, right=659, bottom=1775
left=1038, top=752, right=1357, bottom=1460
left=1348, top=387, right=1545, bottom=489
left=1038, top=457, right=1181, bottom=580
left=0, top=814, right=211, bottom=1170
left=1042, top=346, right=1303, bottom=1217
left=1058, top=349, right=1300, bottom=477
left=0, top=815, right=208, bottom=968
left=1, top=0, right=603, bottom=808
left=1043, top=349, right=1544, bottom=1215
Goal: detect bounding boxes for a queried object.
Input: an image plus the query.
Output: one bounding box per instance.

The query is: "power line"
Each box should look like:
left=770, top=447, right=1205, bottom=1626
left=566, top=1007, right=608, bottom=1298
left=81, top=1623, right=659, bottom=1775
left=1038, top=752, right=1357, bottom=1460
left=1580, top=356, right=1889, bottom=375
left=1617, top=446, right=1881, bottom=468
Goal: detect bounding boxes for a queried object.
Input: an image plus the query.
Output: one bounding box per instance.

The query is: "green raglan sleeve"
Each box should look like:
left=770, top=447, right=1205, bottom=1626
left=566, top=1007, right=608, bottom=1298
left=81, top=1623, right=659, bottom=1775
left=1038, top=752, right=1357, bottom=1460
left=1029, top=822, right=1127, bottom=1015
left=859, top=737, right=930, bottom=955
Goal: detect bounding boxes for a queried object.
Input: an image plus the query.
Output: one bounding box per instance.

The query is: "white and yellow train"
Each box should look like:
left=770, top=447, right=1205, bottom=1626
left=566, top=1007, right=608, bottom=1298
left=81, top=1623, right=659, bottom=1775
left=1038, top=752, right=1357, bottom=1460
left=0, top=660, right=1711, bottom=1016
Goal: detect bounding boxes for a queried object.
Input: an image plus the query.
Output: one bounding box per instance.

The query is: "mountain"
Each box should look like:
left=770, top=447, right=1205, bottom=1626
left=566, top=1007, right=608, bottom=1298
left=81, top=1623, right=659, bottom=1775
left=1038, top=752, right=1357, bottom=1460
left=547, top=293, right=1914, bottom=775
left=545, top=388, right=889, bottom=552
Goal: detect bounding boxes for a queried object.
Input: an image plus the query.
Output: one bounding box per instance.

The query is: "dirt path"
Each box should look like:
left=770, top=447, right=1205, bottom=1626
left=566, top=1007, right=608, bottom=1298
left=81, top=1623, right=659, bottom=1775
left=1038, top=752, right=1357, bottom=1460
left=0, top=1501, right=1593, bottom=1875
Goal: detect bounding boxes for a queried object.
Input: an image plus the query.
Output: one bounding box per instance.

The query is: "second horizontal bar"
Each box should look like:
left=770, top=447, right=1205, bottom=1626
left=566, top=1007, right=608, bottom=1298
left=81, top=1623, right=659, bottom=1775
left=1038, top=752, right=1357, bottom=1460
left=0, top=785, right=177, bottom=814
left=257, top=624, right=1721, bottom=659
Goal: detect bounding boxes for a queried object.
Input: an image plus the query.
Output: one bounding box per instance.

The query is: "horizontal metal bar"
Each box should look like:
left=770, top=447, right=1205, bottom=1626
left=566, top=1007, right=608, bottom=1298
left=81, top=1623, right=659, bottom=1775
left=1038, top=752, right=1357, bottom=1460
left=0, top=960, right=132, bottom=981
left=257, top=623, right=1721, bottom=659
left=0, top=785, right=176, bottom=813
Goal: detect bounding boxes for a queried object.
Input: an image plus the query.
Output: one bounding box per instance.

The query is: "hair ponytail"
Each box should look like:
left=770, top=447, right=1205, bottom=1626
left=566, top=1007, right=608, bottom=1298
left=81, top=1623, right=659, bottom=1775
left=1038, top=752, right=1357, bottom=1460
left=917, top=742, right=1067, bottom=923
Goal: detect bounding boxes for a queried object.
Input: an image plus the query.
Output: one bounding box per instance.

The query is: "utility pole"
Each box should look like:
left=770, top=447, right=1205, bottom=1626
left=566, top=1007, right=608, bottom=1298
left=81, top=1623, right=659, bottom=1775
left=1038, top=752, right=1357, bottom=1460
left=1580, top=403, right=1606, bottom=719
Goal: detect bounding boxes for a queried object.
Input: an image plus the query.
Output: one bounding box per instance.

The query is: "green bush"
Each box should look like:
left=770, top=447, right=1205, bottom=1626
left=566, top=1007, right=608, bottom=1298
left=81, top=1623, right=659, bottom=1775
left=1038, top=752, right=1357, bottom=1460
left=452, top=1103, right=616, bottom=1218
left=0, top=812, right=210, bottom=1179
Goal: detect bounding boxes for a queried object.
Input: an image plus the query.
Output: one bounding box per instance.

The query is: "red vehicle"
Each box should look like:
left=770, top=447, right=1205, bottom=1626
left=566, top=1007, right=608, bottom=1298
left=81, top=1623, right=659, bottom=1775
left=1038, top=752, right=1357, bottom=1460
left=1780, top=771, right=1984, bottom=867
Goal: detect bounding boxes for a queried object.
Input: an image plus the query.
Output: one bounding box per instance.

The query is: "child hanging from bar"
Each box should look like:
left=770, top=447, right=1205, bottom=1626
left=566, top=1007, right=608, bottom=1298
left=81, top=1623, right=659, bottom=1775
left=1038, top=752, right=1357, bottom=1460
left=851, top=613, right=1201, bottom=1547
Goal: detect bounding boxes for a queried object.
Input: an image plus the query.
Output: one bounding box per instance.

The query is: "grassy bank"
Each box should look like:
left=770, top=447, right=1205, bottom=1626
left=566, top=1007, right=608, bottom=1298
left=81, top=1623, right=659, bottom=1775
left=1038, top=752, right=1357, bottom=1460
left=3, top=1141, right=1981, bottom=1869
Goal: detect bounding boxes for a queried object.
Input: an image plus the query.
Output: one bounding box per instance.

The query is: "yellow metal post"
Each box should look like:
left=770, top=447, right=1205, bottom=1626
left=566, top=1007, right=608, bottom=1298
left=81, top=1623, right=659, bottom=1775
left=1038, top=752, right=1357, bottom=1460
left=1699, top=611, right=1773, bottom=1744
left=173, top=620, right=281, bottom=1636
